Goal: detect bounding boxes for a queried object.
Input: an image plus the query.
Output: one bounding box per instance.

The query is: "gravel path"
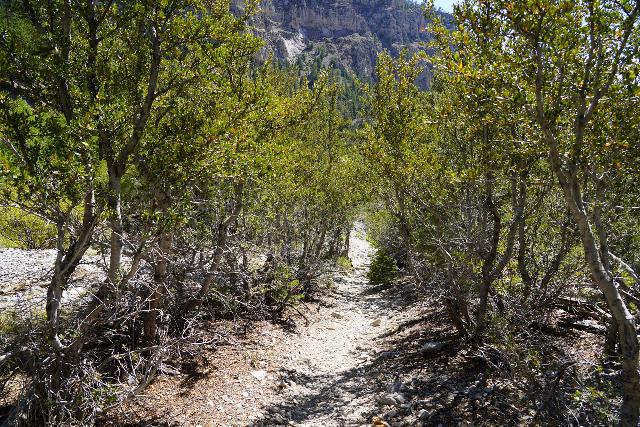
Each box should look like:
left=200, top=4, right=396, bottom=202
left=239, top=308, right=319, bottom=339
left=249, top=224, right=401, bottom=427
left=0, top=248, right=103, bottom=312
left=108, top=225, right=420, bottom=427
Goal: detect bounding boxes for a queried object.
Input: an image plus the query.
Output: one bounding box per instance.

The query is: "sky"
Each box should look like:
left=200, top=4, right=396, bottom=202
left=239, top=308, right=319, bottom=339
left=432, top=0, right=456, bottom=13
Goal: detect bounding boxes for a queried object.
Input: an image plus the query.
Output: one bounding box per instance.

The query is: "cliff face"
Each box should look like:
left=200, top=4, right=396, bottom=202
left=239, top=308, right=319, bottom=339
left=237, top=0, right=451, bottom=82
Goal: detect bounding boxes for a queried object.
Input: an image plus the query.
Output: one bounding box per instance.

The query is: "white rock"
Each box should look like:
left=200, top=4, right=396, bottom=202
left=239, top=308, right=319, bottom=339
left=418, top=409, right=429, bottom=420
left=420, top=341, right=446, bottom=353
left=251, top=370, right=268, bottom=381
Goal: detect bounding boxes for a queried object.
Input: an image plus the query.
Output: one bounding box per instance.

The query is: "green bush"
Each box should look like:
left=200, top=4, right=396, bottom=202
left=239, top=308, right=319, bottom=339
left=367, top=250, right=398, bottom=286
left=336, top=255, right=353, bottom=271
left=0, top=207, right=57, bottom=249
left=263, top=265, right=303, bottom=314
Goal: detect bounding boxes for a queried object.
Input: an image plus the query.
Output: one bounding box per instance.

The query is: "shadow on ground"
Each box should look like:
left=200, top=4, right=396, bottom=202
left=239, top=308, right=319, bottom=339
left=249, top=281, right=514, bottom=427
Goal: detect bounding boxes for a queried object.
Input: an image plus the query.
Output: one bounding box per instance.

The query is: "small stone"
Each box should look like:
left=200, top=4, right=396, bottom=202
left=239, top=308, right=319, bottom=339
left=371, top=319, right=382, bottom=327
left=272, top=413, right=286, bottom=423
left=420, top=341, right=446, bottom=353
left=377, top=393, right=398, bottom=406
left=127, top=374, right=136, bottom=386
left=331, top=311, right=346, bottom=319
left=251, top=370, right=268, bottom=381
left=377, top=392, right=405, bottom=407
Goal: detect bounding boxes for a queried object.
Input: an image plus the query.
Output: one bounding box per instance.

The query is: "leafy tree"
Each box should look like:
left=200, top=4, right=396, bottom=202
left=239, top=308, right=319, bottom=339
left=361, top=50, right=431, bottom=277
left=435, top=0, right=640, bottom=423
left=0, top=0, right=271, bottom=423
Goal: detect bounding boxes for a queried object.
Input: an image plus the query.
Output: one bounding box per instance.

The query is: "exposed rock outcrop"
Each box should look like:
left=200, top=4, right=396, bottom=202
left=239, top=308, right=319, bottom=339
left=235, top=0, right=453, bottom=83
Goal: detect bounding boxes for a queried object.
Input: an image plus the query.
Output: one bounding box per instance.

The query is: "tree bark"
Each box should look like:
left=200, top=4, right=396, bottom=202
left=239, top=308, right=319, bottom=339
left=46, top=185, right=99, bottom=352
left=143, top=231, right=172, bottom=346
left=341, top=228, right=351, bottom=257
left=107, top=168, right=123, bottom=284
left=547, top=136, right=640, bottom=426
left=314, top=222, right=327, bottom=259
left=476, top=173, right=524, bottom=338
left=476, top=173, right=500, bottom=338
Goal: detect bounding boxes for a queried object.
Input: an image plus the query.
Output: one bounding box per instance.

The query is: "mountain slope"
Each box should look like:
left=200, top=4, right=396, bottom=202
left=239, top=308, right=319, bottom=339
left=237, top=0, right=452, bottom=82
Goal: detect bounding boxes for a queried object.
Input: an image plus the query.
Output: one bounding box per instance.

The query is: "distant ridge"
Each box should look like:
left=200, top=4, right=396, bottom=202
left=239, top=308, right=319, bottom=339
left=235, top=0, right=453, bottom=84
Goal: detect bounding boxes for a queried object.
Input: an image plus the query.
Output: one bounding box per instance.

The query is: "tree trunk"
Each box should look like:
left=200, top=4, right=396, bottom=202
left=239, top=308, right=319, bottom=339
left=476, top=173, right=500, bottom=338
left=605, top=319, right=619, bottom=356
left=341, top=228, right=351, bottom=257
left=47, top=185, right=99, bottom=352
left=314, top=222, right=327, bottom=259
left=516, top=178, right=534, bottom=304
left=575, top=214, right=639, bottom=426
left=548, top=144, right=640, bottom=426
left=189, top=182, right=244, bottom=310
left=393, top=183, right=416, bottom=280
left=328, top=227, right=341, bottom=258
left=476, top=173, right=523, bottom=338
left=108, top=170, right=123, bottom=284
left=301, top=207, right=310, bottom=266
left=143, top=231, right=172, bottom=346
left=282, top=209, right=292, bottom=264
left=46, top=248, right=66, bottom=353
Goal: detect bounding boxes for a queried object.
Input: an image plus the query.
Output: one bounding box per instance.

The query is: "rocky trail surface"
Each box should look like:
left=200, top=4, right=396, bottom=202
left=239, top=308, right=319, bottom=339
left=119, top=227, right=436, bottom=427
left=249, top=228, right=394, bottom=426
left=0, top=248, right=103, bottom=311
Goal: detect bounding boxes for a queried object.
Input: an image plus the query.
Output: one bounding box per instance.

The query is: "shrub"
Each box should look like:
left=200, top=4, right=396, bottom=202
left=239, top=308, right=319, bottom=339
left=336, top=255, right=353, bottom=271
left=367, top=250, right=398, bottom=286
left=0, top=207, right=56, bottom=249
left=263, top=265, right=303, bottom=315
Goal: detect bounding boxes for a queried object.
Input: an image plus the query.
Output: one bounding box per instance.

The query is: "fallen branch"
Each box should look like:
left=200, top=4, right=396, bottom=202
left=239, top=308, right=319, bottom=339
left=557, top=320, right=606, bottom=334
left=554, top=297, right=610, bottom=321
left=0, top=347, right=29, bottom=365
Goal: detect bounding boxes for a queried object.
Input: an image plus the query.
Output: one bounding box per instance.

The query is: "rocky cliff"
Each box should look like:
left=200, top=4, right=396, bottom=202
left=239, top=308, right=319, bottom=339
left=236, top=0, right=452, bottom=82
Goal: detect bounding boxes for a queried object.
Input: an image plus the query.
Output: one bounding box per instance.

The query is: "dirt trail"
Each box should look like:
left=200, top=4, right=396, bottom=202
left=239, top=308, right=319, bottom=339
left=246, top=224, right=401, bottom=426
left=121, top=225, right=421, bottom=427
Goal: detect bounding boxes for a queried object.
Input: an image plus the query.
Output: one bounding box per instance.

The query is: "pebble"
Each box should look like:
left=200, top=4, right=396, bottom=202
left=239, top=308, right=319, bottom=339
left=420, top=341, right=446, bottom=353
left=377, top=392, right=406, bottom=407
left=418, top=409, right=429, bottom=421
left=251, top=370, right=268, bottom=381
